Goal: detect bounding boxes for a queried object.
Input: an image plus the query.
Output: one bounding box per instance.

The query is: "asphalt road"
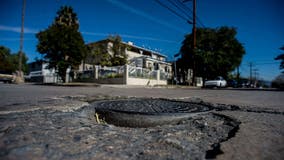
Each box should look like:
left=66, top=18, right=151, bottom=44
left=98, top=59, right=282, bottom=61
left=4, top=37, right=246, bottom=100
left=0, top=83, right=283, bottom=112
left=0, top=83, right=283, bottom=159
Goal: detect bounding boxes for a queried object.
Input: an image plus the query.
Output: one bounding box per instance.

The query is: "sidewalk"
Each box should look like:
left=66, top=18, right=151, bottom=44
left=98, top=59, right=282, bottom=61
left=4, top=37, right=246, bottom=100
left=28, top=82, right=201, bottom=89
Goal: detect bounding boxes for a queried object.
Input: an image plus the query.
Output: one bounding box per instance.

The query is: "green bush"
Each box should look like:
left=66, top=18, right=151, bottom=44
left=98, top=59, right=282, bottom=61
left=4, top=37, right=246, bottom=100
left=271, top=74, right=284, bottom=89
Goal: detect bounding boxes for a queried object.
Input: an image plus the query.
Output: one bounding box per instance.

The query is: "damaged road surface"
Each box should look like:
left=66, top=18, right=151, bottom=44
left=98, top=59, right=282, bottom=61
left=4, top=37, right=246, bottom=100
left=0, top=98, right=242, bottom=160
left=0, top=84, right=283, bottom=160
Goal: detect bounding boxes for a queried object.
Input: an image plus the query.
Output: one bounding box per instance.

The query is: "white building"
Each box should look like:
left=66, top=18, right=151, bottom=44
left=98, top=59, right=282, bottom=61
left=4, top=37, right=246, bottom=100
left=28, top=61, right=62, bottom=83
left=28, top=39, right=173, bottom=85
left=86, top=39, right=172, bottom=74
left=82, top=39, right=173, bottom=85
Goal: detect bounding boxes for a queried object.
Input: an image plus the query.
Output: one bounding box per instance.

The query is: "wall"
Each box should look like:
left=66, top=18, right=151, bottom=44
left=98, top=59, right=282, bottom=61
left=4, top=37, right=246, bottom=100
left=78, top=63, right=93, bottom=72
left=124, top=65, right=167, bottom=85
left=93, top=78, right=124, bottom=84
left=126, top=50, right=143, bottom=60
left=74, top=65, right=169, bottom=86
left=126, top=77, right=167, bottom=85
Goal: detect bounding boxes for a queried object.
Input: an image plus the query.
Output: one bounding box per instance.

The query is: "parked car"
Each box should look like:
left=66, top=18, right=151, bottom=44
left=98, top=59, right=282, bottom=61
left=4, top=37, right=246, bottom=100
left=226, top=79, right=238, bottom=88
left=0, top=73, right=14, bottom=83
left=204, top=76, right=227, bottom=88
left=238, top=80, right=250, bottom=88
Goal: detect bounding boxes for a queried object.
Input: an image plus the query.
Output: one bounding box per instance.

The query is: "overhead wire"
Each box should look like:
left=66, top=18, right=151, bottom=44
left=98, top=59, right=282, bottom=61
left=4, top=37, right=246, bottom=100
left=255, top=62, right=280, bottom=65
left=167, top=0, right=192, bottom=20
left=154, top=0, right=191, bottom=23
left=175, top=0, right=206, bottom=28
left=176, top=0, right=205, bottom=27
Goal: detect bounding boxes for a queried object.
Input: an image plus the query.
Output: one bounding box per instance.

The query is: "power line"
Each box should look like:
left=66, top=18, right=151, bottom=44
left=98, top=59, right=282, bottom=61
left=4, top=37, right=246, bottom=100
left=180, top=0, right=205, bottom=27
left=167, top=0, right=192, bottom=19
left=182, top=0, right=205, bottom=28
left=154, top=0, right=192, bottom=23
left=255, top=62, right=279, bottom=65
left=105, top=0, right=188, bottom=33
left=240, top=66, right=247, bottom=72
left=175, top=0, right=206, bottom=27
left=247, top=60, right=279, bottom=65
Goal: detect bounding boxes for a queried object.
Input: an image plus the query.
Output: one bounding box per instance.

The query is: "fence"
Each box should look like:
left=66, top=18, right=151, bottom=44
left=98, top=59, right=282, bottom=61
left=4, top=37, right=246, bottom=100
left=29, top=73, right=61, bottom=83
left=98, top=66, right=124, bottom=79
left=160, top=71, right=170, bottom=80
left=43, top=74, right=62, bottom=83
left=75, top=66, right=124, bottom=80
left=128, top=66, right=157, bottom=79
left=74, top=65, right=170, bottom=85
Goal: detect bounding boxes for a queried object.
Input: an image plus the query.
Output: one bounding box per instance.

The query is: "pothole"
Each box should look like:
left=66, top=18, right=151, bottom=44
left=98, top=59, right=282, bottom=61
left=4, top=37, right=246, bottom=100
left=92, top=98, right=213, bottom=127
left=1, top=98, right=242, bottom=159
left=90, top=98, right=241, bottom=159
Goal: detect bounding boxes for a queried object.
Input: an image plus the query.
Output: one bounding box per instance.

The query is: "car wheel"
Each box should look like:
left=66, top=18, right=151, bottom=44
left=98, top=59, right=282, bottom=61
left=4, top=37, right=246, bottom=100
left=217, top=83, right=221, bottom=88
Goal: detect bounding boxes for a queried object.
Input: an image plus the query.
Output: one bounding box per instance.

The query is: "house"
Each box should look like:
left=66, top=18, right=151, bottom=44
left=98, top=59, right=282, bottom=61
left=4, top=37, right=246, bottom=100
left=81, top=39, right=172, bottom=85
left=28, top=39, right=173, bottom=85
left=86, top=39, right=172, bottom=75
left=28, top=61, right=62, bottom=83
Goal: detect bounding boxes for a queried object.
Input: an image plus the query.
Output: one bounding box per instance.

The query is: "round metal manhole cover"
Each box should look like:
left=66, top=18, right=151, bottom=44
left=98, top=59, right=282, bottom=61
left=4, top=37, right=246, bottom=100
left=92, top=98, right=213, bottom=127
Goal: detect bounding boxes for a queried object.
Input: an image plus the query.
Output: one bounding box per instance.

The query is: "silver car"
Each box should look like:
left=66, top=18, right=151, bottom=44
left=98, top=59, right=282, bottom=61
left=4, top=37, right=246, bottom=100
left=204, top=76, right=227, bottom=88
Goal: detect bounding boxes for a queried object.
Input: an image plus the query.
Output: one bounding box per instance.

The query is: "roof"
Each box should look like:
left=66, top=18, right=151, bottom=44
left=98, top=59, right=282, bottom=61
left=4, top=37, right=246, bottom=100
left=121, top=42, right=167, bottom=58
left=87, top=39, right=167, bottom=58
left=143, top=56, right=171, bottom=65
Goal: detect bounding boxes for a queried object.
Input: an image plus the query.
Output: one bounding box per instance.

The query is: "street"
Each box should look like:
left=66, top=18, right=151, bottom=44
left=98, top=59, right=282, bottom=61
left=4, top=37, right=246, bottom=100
left=0, top=83, right=283, bottom=159
left=1, top=83, right=283, bottom=113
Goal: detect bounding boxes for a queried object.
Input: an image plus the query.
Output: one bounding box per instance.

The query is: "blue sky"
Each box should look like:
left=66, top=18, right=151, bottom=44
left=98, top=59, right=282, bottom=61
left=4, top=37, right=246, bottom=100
left=0, top=0, right=283, bottom=81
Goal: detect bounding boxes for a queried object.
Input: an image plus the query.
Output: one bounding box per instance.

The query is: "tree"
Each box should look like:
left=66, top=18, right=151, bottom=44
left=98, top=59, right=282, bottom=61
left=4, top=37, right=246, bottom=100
left=271, top=73, right=284, bottom=89
left=86, top=43, right=112, bottom=67
left=108, top=35, right=128, bottom=66
left=180, top=27, right=245, bottom=80
left=275, top=46, right=284, bottom=72
left=86, top=35, right=128, bottom=67
left=0, top=46, right=11, bottom=73
left=0, top=46, right=28, bottom=74
left=36, top=6, right=86, bottom=82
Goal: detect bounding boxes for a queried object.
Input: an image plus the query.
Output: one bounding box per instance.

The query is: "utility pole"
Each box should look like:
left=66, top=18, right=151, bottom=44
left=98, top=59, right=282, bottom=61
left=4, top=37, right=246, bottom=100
left=17, top=0, right=26, bottom=83
left=253, top=69, right=258, bottom=80
left=192, top=0, right=197, bottom=49
left=253, top=68, right=258, bottom=87
left=192, top=0, right=197, bottom=86
left=248, top=62, right=253, bottom=85
left=174, top=56, right=177, bottom=85
left=183, top=0, right=197, bottom=86
left=237, top=66, right=240, bottom=82
left=180, top=0, right=198, bottom=86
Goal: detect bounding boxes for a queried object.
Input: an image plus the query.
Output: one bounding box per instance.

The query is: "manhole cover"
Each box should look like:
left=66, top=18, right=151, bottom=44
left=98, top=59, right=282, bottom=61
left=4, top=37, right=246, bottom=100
left=93, top=98, right=213, bottom=127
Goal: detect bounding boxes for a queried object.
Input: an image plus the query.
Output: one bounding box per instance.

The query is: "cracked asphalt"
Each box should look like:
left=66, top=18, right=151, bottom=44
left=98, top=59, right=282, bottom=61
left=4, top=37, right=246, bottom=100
left=0, top=83, right=283, bottom=159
